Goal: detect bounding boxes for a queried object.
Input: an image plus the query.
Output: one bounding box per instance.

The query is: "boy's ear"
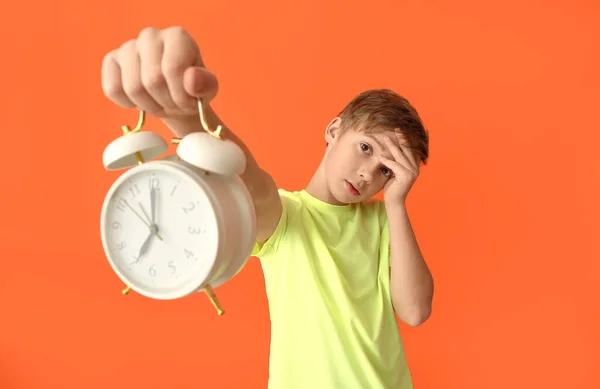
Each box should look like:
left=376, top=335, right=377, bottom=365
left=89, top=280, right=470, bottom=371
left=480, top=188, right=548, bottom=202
left=325, top=117, right=343, bottom=144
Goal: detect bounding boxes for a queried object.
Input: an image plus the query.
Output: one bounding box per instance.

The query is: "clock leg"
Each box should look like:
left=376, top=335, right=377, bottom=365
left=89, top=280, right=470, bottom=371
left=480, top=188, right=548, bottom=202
left=203, top=285, right=225, bottom=315
left=122, top=286, right=131, bottom=295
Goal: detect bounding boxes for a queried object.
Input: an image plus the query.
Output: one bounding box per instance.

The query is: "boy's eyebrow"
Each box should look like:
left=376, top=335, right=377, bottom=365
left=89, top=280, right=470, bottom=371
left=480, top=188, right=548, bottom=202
left=363, top=134, right=386, bottom=150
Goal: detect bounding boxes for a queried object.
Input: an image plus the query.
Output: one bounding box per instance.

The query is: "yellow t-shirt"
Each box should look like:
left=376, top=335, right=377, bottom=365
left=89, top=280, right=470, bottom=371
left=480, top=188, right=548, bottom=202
left=252, top=189, right=413, bottom=389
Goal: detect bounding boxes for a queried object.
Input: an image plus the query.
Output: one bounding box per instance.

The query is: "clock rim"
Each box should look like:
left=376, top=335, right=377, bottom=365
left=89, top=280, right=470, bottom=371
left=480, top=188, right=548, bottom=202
left=208, top=174, right=257, bottom=288
left=100, top=160, right=225, bottom=300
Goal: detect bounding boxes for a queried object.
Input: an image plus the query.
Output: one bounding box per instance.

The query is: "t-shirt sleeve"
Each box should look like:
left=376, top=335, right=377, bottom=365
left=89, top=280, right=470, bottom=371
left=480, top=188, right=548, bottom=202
left=251, top=189, right=295, bottom=258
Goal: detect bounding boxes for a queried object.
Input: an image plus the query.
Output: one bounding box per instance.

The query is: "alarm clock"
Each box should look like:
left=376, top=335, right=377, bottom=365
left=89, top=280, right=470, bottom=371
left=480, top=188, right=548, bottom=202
left=100, top=99, right=256, bottom=315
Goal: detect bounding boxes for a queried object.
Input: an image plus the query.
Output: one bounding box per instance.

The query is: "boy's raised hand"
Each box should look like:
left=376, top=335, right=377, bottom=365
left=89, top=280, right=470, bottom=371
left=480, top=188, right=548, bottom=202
left=378, top=131, right=421, bottom=205
left=101, top=26, right=218, bottom=120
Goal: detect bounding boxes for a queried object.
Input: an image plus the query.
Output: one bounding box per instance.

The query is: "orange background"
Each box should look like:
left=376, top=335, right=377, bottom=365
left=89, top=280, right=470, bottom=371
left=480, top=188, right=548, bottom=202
left=1, top=0, right=599, bottom=388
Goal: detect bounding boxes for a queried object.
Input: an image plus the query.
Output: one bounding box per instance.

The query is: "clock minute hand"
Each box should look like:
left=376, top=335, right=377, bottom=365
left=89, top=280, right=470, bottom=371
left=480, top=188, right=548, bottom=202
left=150, top=186, right=156, bottom=225
left=131, top=199, right=163, bottom=241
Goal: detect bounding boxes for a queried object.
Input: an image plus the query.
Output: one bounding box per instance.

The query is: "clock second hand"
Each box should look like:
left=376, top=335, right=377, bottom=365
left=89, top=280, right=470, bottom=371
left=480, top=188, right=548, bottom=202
left=137, top=202, right=164, bottom=241
left=120, top=197, right=164, bottom=241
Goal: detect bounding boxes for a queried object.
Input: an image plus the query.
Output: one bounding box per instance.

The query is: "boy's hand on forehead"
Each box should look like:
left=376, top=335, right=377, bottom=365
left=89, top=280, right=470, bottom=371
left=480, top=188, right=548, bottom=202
left=378, top=129, right=421, bottom=205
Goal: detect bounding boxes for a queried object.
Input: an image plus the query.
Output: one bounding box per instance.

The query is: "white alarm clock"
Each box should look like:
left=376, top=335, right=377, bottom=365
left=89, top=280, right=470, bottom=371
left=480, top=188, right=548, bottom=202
left=100, top=99, right=256, bottom=315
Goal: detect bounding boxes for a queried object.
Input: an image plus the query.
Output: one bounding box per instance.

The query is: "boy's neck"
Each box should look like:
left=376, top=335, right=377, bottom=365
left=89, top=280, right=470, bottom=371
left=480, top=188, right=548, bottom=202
left=304, top=159, right=345, bottom=206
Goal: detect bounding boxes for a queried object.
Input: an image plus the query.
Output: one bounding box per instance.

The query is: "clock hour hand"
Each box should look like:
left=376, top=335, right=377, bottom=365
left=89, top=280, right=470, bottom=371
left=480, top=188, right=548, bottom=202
left=137, top=224, right=158, bottom=259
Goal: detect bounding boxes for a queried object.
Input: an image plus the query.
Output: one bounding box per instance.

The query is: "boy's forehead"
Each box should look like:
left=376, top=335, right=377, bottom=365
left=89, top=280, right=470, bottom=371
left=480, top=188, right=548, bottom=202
left=354, top=128, right=405, bottom=147
left=361, top=132, right=386, bottom=148
left=343, top=131, right=395, bottom=159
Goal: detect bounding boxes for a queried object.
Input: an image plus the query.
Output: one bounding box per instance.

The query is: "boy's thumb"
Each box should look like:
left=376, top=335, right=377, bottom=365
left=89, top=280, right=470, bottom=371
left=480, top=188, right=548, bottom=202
left=183, top=66, right=219, bottom=103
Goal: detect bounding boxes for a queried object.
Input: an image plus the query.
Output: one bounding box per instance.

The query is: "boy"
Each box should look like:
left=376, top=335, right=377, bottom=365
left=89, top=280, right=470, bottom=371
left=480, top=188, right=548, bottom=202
left=102, top=26, right=434, bottom=389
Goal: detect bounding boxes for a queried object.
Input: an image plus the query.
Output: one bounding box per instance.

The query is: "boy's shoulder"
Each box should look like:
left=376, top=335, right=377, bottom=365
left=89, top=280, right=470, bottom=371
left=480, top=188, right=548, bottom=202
left=276, top=188, right=388, bottom=223
left=275, top=188, right=305, bottom=212
left=252, top=188, right=389, bottom=259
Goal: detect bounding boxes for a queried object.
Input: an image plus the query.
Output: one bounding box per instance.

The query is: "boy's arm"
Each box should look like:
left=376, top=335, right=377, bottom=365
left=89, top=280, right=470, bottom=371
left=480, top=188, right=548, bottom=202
left=386, top=202, right=434, bottom=327
left=377, top=136, right=433, bottom=327
left=102, top=26, right=282, bottom=246
left=163, top=106, right=282, bottom=244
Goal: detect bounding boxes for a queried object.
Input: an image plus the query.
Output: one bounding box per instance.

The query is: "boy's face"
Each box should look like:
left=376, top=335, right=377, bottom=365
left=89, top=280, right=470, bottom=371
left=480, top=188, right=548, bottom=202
left=323, top=118, right=396, bottom=204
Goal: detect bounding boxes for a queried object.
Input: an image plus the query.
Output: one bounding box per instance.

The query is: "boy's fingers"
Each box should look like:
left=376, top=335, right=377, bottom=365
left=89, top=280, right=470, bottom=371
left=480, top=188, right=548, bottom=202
left=384, top=136, right=410, bottom=166
left=401, top=144, right=419, bottom=170
left=379, top=155, right=412, bottom=176
left=183, top=66, right=219, bottom=102
left=101, top=50, right=135, bottom=109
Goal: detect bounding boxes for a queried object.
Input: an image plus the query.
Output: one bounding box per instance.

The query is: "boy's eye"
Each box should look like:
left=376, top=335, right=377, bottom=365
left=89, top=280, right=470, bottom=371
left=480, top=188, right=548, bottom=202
left=360, top=143, right=370, bottom=152
left=381, top=167, right=391, bottom=177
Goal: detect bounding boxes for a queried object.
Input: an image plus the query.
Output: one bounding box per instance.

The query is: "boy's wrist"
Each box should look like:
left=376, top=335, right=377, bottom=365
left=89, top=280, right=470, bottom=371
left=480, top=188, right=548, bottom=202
left=162, top=104, right=226, bottom=139
left=384, top=198, right=407, bottom=211
left=162, top=115, right=203, bottom=138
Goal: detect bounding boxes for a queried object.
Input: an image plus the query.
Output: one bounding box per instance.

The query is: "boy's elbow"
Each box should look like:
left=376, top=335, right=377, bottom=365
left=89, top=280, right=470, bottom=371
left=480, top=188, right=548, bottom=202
left=394, top=301, right=432, bottom=327
left=403, top=307, right=431, bottom=327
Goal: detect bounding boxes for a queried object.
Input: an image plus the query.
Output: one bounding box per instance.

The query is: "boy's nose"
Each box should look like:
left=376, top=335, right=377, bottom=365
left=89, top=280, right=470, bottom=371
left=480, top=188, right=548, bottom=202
left=358, top=166, right=375, bottom=182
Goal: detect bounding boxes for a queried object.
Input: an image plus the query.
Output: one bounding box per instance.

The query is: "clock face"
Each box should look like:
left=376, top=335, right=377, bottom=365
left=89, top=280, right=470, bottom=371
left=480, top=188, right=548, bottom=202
left=101, top=162, right=220, bottom=299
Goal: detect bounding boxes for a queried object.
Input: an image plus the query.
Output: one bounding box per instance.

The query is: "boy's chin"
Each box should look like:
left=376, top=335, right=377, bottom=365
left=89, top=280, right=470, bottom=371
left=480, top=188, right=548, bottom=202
left=331, top=181, right=365, bottom=204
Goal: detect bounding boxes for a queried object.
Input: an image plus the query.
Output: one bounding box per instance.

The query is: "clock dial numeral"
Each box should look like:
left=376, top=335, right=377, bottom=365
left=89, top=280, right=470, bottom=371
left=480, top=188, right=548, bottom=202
left=148, top=178, right=160, bottom=191
left=130, top=255, right=140, bottom=265
left=168, top=260, right=176, bottom=275
left=129, top=184, right=141, bottom=198
left=116, top=198, right=127, bottom=212
left=111, top=221, right=121, bottom=229
left=149, top=264, right=156, bottom=278
left=182, top=201, right=196, bottom=214
left=170, top=182, right=180, bottom=197
left=116, top=241, right=127, bottom=251
left=184, top=248, right=195, bottom=259
left=188, top=227, right=206, bottom=234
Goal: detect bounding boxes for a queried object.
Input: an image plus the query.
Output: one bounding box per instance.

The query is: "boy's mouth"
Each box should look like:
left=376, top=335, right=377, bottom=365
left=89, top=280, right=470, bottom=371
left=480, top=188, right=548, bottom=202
left=345, top=180, right=361, bottom=196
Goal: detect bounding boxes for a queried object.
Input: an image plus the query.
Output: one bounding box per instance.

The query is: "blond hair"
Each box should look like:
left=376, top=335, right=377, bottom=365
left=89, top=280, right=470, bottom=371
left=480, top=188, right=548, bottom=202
left=337, top=89, right=429, bottom=164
